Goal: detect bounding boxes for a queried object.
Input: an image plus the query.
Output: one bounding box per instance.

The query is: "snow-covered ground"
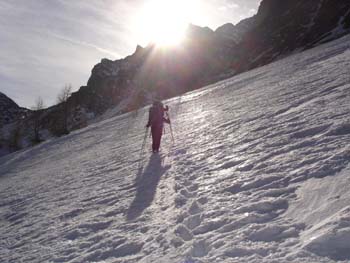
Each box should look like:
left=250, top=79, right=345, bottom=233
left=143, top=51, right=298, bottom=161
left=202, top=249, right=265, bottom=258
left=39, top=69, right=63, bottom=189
left=1, top=35, right=350, bottom=263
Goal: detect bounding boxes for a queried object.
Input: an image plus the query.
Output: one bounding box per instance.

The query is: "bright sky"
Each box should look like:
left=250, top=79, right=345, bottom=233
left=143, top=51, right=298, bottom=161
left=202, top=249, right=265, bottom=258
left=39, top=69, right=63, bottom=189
left=0, top=0, right=261, bottom=108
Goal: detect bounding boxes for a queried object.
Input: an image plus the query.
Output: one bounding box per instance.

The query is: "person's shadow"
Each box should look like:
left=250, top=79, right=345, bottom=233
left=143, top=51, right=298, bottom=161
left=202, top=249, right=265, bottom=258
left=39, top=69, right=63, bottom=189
left=126, top=154, right=170, bottom=221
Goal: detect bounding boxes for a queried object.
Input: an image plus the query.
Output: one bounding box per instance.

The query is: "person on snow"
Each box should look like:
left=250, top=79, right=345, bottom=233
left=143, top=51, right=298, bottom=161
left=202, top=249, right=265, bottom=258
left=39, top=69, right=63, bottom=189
left=146, top=100, right=170, bottom=153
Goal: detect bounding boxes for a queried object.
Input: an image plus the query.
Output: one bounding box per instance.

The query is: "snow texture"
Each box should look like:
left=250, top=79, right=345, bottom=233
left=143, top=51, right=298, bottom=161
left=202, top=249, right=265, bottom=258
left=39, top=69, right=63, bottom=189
left=1, top=35, right=350, bottom=263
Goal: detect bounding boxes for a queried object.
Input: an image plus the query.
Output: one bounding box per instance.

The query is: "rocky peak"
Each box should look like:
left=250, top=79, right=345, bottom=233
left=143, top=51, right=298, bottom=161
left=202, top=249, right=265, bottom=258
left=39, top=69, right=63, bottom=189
left=215, top=16, right=256, bottom=43
left=0, top=92, right=19, bottom=110
left=0, top=92, right=29, bottom=127
left=78, top=0, right=350, bottom=116
left=234, top=0, right=350, bottom=70
left=134, top=44, right=144, bottom=54
left=186, top=24, right=214, bottom=36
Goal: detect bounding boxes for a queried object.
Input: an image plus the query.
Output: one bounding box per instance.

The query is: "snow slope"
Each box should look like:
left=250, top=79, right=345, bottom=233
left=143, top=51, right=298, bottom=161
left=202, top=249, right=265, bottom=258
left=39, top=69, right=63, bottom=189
left=1, top=35, right=350, bottom=263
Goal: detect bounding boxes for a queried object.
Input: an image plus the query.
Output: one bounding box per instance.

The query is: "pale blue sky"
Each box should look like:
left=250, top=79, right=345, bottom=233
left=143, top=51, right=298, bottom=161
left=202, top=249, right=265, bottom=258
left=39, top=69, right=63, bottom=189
left=0, top=0, right=261, bottom=108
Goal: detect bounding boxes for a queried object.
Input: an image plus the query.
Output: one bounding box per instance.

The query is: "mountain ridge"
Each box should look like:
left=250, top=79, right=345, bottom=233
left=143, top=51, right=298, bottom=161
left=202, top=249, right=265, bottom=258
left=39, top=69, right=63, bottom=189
left=0, top=92, right=29, bottom=127
left=76, top=0, right=350, bottom=115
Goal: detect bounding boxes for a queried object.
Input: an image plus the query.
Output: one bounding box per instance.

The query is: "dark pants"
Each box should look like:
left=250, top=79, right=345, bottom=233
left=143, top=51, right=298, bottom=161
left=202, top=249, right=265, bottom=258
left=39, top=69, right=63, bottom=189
left=151, top=124, right=163, bottom=152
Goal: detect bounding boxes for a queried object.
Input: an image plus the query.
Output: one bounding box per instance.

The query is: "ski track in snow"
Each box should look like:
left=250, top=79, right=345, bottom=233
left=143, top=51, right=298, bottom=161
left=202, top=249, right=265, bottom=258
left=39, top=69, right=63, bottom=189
left=1, top=35, right=350, bottom=263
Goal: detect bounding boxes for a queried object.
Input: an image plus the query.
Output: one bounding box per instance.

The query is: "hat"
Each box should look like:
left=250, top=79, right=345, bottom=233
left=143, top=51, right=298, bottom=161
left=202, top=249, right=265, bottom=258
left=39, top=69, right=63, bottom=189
left=153, top=100, right=162, bottom=107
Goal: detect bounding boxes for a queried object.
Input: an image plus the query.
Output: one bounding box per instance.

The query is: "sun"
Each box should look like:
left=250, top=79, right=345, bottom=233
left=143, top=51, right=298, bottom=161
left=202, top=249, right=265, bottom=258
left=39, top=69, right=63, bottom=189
left=137, top=0, right=198, bottom=47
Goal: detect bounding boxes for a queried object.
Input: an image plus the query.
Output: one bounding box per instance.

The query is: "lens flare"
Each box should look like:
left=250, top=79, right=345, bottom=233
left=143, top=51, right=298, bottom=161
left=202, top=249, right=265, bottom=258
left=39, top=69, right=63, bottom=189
left=137, top=0, right=199, bottom=46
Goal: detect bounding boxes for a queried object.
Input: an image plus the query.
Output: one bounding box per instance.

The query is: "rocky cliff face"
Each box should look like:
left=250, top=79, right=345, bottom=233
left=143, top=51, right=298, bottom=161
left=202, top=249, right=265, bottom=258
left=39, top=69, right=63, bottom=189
left=73, top=0, right=350, bottom=116
left=69, top=24, right=243, bottom=114
left=0, top=92, right=29, bottom=128
left=215, top=17, right=256, bottom=43
left=234, top=0, right=350, bottom=70
left=0, top=93, right=30, bottom=155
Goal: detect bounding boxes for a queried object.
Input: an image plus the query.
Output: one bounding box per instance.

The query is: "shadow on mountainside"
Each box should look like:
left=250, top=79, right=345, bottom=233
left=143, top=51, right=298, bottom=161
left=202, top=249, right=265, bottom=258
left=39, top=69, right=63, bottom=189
left=126, top=154, right=170, bottom=221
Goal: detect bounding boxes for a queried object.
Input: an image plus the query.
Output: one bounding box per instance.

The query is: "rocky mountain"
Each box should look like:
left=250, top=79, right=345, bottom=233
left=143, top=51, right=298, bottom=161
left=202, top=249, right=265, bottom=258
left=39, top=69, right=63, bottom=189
left=68, top=23, right=242, bottom=115
left=215, top=17, right=256, bottom=43
left=70, top=0, right=350, bottom=116
left=0, top=92, right=29, bottom=128
left=233, top=0, right=350, bottom=70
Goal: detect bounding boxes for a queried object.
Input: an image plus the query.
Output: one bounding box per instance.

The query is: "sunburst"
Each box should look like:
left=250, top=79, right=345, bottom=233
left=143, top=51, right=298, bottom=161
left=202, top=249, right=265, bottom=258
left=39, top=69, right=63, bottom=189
left=137, top=0, right=198, bottom=46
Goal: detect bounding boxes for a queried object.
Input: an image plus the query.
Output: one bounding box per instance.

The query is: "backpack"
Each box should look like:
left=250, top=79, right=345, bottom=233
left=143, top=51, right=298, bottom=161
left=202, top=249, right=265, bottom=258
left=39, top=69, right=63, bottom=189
left=149, top=102, right=165, bottom=126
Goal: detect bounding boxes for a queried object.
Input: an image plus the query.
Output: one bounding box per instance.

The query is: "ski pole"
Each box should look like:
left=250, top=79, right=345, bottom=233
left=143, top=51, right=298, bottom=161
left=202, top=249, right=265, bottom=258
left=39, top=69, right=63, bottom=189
left=138, top=127, right=149, bottom=169
left=140, top=127, right=149, bottom=155
left=165, top=111, right=175, bottom=144
left=169, top=122, right=175, bottom=143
